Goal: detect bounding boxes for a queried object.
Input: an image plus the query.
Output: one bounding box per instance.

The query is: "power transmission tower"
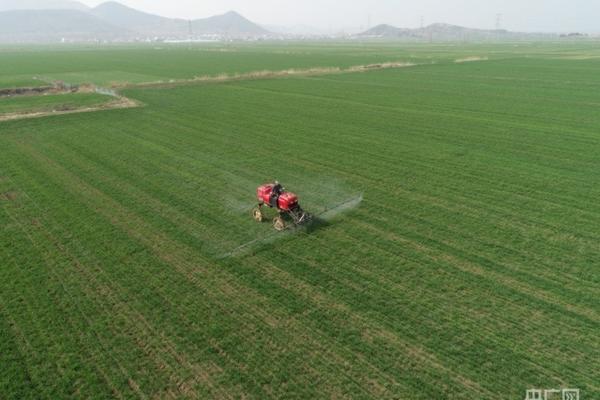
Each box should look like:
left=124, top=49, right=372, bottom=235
left=495, top=13, right=503, bottom=42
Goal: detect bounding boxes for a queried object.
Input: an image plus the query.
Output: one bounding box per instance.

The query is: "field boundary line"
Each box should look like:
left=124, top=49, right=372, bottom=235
left=454, top=56, right=489, bottom=63
left=124, top=61, right=423, bottom=90
left=0, top=61, right=427, bottom=123
left=0, top=96, right=141, bottom=123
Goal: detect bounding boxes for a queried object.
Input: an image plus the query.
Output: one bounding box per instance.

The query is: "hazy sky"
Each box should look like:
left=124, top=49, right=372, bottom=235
left=79, top=0, right=599, bottom=33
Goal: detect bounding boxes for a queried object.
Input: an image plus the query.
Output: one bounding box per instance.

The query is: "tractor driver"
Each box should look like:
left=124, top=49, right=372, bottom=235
left=270, top=181, right=284, bottom=208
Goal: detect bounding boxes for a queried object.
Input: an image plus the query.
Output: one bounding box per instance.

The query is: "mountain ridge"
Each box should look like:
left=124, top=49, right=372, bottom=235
left=192, top=10, right=270, bottom=35
left=0, top=9, right=129, bottom=42
left=0, top=1, right=270, bottom=42
left=360, top=23, right=556, bottom=40
left=90, top=1, right=189, bottom=36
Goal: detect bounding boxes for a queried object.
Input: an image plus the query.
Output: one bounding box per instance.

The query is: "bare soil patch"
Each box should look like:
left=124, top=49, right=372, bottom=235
left=0, top=96, right=141, bottom=123
left=0, top=191, right=18, bottom=201
left=347, top=61, right=416, bottom=71
left=455, top=56, right=489, bottom=63
left=1, top=83, right=97, bottom=98
left=555, top=55, right=600, bottom=60
left=1, top=61, right=415, bottom=121
left=0, top=86, right=55, bottom=97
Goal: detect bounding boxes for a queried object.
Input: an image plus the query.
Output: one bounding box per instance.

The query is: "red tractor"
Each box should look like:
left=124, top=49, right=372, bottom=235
left=253, top=183, right=311, bottom=231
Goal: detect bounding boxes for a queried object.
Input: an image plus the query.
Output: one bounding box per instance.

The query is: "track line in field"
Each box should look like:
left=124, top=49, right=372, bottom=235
left=240, top=249, right=494, bottom=398
left=0, top=170, right=217, bottom=398
left=332, top=178, right=594, bottom=318
left=1, top=193, right=140, bottom=399
left=13, top=142, right=404, bottom=397
left=268, top=219, right=600, bottom=388
left=126, top=61, right=421, bottom=90
left=227, top=81, right=600, bottom=146
left=324, top=219, right=600, bottom=372
left=353, top=215, right=600, bottom=323
left=6, top=143, right=248, bottom=398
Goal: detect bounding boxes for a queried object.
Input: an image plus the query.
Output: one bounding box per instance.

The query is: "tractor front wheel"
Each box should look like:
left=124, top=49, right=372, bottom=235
left=273, top=216, right=286, bottom=231
left=252, top=208, right=264, bottom=222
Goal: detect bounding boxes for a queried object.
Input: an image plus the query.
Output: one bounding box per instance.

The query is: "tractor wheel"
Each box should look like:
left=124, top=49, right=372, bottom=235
left=252, top=208, right=264, bottom=222
left=273, top=216, right=286, bottom=231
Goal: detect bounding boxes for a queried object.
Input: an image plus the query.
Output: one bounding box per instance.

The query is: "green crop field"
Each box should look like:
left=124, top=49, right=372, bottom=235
left=0, top=42, right=599, bottom=400
left=2, top=42, right=600, bottom=87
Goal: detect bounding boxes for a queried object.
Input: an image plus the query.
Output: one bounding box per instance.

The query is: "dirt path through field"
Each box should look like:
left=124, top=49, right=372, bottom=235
left=0, top=96, right=141, bottom=123
left=1, top=61, right=420, bottom=123
left=454, top=56, right=489, bottom=63
left=128, top=61, right=419, bottom=89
